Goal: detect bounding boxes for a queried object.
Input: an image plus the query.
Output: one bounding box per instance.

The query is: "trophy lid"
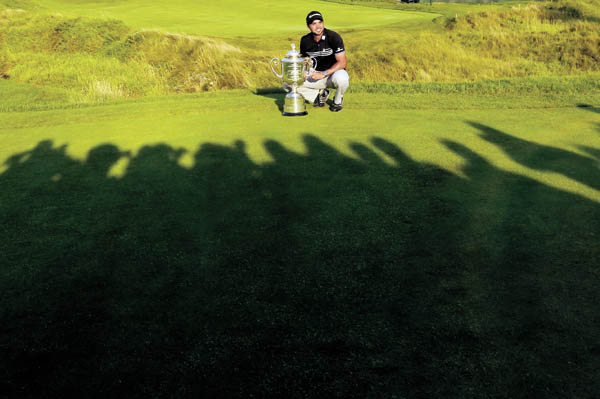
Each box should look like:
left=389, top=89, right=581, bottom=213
left=285, top=43, right=301, bottom=59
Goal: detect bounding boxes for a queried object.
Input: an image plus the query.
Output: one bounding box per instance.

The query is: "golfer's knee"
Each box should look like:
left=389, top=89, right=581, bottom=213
left=331, top=71, right=349, bottom=91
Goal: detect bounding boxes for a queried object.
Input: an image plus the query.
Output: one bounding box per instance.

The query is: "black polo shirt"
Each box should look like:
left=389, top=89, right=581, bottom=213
left=300, top=28, right=345, bottom=72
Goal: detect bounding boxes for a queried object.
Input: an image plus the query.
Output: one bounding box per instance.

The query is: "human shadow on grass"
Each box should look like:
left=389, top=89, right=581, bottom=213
left=470, top=121, right=600, bottom=191
left=1, top=132, right=600, bottom=399
left=576, top=103, right=600, bottom=114
left=255, top=88, right=285, bottom=112
left=578, top=145, right=600, bottom=163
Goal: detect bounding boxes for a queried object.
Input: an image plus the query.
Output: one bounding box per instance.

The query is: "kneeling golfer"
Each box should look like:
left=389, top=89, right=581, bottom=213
left=298, top=11, right=349, bottom=112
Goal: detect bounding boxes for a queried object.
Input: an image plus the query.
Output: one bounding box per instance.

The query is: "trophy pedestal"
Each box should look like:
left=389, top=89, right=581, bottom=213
left=270, top=44, right=316, bottom=117
left=282, top=91, right=307, bottom=116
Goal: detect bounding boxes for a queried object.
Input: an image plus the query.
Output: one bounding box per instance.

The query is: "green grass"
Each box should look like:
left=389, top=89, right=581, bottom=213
left=325, top=0, right=527, bottom=17
left=2, top=0, right=599, bottom=100
left=2, top=74, right=599, bottom=112
left=1, top=0, right=600, bottom=397
left=32, top=0, right=435, bottom=36
left=1, top=89, right=600, bottom=397
left=0, top=79, right=71, bottom=109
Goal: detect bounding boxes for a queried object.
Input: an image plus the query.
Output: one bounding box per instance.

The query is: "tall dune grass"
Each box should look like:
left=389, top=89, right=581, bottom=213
left=348, top=0, right=599, bottom=82
left=1, top=1, right=598, bottom=102
left=447, top=2, right=600, bottom=70
left=107, top=30, right=270, bottom=92
left=0, top=10, right=271, bottom=99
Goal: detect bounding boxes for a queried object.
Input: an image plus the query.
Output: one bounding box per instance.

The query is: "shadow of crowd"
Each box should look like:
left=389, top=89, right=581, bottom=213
left=1, top=121, right=599, bottom=398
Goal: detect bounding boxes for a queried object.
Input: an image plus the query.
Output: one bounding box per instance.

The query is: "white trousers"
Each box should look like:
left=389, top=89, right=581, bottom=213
left=297, top=70, right=349, bottom=105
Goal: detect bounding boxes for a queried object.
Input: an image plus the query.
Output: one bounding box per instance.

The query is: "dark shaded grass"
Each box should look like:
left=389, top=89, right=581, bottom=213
left=1, top=120, right=600, bottom=398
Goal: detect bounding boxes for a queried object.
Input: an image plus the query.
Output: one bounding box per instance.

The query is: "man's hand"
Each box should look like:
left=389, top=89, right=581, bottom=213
left=309, top=71, right=327, bottom=81
left=308, top=53, right=346, bottom=81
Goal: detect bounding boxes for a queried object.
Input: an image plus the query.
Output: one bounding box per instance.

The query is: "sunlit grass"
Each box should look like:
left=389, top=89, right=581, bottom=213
left=2, top=89, right=599, bottom=202
left=2, top=0, right=598, bottom=101
left=2, top=2, right=600, bottom=396
left=33, top=0, right=433, bottom=36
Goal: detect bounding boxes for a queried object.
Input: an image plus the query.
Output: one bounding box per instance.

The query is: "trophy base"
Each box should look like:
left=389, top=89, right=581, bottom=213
left=282, top=111, right=308, bottom=117
left=283, top=91, right=307, bottom=116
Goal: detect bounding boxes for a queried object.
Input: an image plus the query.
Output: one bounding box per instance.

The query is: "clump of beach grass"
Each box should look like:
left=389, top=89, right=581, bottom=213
left=0, top=1, right=598, bottom=103
left=347, top=0, right=599, bottom=82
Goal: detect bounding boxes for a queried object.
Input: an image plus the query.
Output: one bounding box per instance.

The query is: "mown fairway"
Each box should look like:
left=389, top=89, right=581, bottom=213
left=34, top=0, right=436, bottom=36
left=2, top=89, right=600, bottom=398
left=2, top=0, right=600, bottom=398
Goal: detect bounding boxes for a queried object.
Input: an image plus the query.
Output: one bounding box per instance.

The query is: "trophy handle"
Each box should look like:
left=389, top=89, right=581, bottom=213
left=270, top=57, right=283, bottom=79
left=304, top=57, right=318, bottom=79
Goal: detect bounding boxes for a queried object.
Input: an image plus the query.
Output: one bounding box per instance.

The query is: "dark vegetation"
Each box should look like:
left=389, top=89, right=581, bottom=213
left=2, top=114, right=600, bottom=397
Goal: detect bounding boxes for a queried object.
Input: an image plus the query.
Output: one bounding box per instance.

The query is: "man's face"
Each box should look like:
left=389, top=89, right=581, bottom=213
left=308, top=19, right=324, bottom=36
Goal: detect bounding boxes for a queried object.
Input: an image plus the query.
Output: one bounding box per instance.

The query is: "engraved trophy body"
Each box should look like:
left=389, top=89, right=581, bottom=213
left=270, top=44, right=316, bottom=116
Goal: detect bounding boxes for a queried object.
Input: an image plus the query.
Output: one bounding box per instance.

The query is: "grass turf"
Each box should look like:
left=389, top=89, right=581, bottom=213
left=31, top=0, right=436, bottom=36
left=2, top=0, right=600, bottom=397
left=1, top=89, right=600, bottom=397
left=3, top=1, right=598, bottom=98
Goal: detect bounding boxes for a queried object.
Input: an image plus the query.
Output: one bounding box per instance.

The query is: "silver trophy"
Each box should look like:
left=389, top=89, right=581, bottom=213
left=270, top=44, right=316, bottom=116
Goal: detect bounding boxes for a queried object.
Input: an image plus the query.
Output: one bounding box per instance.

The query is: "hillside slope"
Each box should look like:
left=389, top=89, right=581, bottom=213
left=0, top=0, right=598, bottom=103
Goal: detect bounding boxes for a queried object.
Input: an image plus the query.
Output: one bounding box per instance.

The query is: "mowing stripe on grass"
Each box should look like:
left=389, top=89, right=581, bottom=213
left=33, top=0, right=436, bottom=36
